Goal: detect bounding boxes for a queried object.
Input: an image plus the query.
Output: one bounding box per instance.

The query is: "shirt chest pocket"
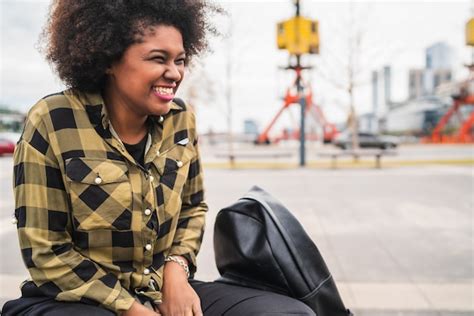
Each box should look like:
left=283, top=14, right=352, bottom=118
left=153, top=142, right=195, bottom=215
left=65, top=158, right=132, bottom=231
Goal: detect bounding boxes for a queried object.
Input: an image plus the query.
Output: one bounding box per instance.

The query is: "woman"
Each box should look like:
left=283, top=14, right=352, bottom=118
left=2, top=1, right=316, bottom=315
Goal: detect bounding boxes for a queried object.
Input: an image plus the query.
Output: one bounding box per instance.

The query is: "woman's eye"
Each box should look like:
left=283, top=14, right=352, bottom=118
left=175, top=58, right=186, bottom=65
left=152, top=56, right=165, bottom=63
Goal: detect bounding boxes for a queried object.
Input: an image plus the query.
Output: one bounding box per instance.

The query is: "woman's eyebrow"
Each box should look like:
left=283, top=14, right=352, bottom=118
left=148, top=49, right=186, bottom=56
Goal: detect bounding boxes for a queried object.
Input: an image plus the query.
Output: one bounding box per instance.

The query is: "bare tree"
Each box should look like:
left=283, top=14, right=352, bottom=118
left=178, top=60, right=216, bottom=114
left=312, top=1, right=405, bottom=149
left=225, top=14, right=235, bottom=165
left=217, top=3, right=255, bottom=165
left=314, top=2, right=371, bottom=149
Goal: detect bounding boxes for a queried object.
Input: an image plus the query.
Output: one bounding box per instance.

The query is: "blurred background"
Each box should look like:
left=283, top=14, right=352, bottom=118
left=1, top=0, right=473, bottom=315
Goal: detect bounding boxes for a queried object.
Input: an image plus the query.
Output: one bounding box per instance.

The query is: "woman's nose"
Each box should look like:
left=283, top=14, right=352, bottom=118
left=164, top=64, right=182, bottom=82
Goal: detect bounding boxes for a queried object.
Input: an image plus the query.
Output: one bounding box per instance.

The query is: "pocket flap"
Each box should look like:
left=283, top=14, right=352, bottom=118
left=153, top=142, right=195, bottom=175
left=65, top=158, right=129, bottom=184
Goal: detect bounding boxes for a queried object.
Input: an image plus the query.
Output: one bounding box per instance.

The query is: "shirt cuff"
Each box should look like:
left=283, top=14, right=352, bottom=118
left=168, top=247, right=197, bottom=278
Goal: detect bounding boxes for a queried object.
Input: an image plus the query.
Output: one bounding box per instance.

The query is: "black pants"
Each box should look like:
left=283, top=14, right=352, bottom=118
left=1, top=280, right=315, bottom=316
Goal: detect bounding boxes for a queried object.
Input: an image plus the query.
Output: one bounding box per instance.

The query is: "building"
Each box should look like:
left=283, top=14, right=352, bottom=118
left=243, top=119, right=259, bottom=135
left=375, top=42, right=458, bottom=136
left=408, top=42, right=454, bottom=99
left=0, top=111, right=25, bottom=132
left=368, top=65, right=392, bottom=133
left=426, top=42, right=454, bottom=70
left=383, top=97, right=449, bottom=136
left=408, top=69, right=425, bottom=99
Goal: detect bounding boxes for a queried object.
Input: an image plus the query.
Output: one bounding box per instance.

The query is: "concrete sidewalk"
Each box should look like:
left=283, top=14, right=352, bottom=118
left=195, top=166, right=473, bottom=315
left=1, top=157, right=473, bottom=315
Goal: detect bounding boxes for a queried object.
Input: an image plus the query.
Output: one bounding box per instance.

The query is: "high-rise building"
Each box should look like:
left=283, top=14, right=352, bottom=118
left=372, top=66, right=392, bottom=115
left=369, top=65, right=392, bottom=132
left=383, top=66, right=392, bottom=105
left=408, top=68, right=453, bottom=99
left=408, top=42, right=454, bottom=99
left=409, top=69, right=425, bottom=99
left=425, top=42, right=454, bottom=70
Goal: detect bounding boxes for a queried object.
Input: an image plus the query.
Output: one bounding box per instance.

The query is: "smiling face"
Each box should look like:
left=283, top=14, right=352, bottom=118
left=105, top=24, right=186, bottom=118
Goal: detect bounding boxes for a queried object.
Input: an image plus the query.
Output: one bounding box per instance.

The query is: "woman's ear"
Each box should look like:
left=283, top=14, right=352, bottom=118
left=105, top=61, right=116, bottom=75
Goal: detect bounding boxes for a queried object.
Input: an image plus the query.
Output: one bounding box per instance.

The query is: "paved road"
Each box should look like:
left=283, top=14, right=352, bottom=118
left=0, top=150, right=473, bottom=315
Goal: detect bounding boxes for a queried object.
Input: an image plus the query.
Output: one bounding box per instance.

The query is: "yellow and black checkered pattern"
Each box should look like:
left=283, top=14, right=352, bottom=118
left=13, top=89, right=207, bottom=313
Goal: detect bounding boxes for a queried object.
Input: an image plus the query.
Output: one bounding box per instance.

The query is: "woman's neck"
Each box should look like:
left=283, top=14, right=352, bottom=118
left=102, top=88, right=148, bottom=145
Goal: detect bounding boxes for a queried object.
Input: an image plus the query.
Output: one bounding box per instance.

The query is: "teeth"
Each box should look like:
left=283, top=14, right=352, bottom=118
left=154, top=87, right=173, bottom=95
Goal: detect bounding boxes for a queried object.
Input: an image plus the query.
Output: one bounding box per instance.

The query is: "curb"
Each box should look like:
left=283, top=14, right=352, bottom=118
left=202, top=159, right=474, bottom=170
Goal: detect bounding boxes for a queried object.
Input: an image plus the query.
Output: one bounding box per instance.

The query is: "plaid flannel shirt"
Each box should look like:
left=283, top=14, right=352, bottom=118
left=13, top=89, right=207, bottom=313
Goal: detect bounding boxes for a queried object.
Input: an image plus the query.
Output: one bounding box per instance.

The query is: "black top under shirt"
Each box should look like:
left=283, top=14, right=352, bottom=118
left=123, top=134, right=148, bottom=167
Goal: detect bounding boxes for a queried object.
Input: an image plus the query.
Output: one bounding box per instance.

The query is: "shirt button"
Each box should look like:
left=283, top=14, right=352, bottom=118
left=94, top=176, right=103, bottom=185
left=11, top=218, right=18, bottom=225
left=156, top=150, right=160, bottom=156
left=144, top=209, right=152, bottom=216
left=176, top=160, right=183, bottom=168
left=144, top=268, right=150, bottom=275
left=159, top=116, right=164, bottom=123
left=149, top=175, right=154, bottom=182
left=145, top=244, right=152, bottom=251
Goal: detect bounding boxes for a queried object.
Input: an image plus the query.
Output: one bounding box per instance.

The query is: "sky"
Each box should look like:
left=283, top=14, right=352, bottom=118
left=0, top=0, right=471, bottom=134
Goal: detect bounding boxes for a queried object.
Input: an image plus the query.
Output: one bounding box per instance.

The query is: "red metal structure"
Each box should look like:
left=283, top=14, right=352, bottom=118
left=424, top=17, right=474, bottom=143
left=424, top=71, right=474, bottom=144
left=255, top=70, right=338, bottom=144
left=426, top=94, right=474, bottom=143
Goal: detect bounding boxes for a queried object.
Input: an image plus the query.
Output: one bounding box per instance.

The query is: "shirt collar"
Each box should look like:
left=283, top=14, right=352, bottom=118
left=67, top=88, right=185, bottom=132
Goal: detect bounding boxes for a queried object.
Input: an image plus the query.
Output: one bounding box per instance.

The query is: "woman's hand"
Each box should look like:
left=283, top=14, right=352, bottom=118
left=156, top=258, right=202, bottom=316
left=122, top=301, right=161, bottom=316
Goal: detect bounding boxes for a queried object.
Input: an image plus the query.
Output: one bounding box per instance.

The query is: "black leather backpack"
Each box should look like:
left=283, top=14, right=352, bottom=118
left=213, top=186, right=352, bottom=316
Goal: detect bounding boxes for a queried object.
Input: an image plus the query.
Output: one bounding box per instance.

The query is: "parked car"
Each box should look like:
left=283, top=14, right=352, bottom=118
left=0, top=138, right=15, bottom=155
left=333, top=132, right=399, bottom=150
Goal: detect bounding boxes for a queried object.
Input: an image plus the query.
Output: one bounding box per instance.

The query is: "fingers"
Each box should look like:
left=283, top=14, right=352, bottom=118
left=154, top=309, right=200, bottom=316
left=192, top=300, right=203, bottom=316
left=153, top=301, right=201, bottom=316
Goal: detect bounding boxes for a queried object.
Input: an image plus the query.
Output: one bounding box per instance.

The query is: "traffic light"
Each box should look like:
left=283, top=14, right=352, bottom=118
left=466, top=18, right=474, bottom=46
left=277, top=17, right=319, bottom=55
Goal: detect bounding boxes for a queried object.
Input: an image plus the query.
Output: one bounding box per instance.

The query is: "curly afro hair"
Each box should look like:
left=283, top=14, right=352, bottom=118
left=42, top=0, right=221, bottom=93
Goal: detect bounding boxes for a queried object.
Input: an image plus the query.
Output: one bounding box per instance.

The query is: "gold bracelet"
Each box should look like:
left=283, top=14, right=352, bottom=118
left=165, top=255, right=190, bottom=278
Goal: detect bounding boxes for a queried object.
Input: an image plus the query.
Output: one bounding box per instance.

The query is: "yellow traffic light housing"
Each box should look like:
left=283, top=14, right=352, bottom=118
left=466, top=18, right=474, bottom=46
left=277, top=17, right=319, bottom=55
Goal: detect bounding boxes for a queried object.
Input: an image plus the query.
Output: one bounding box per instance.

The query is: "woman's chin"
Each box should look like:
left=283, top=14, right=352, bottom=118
left=149, top=102, right=171, bottom=117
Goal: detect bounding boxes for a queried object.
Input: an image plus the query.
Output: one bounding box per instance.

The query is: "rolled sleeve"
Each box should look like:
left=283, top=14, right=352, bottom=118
left=169, top=122, right=208, bottom=277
